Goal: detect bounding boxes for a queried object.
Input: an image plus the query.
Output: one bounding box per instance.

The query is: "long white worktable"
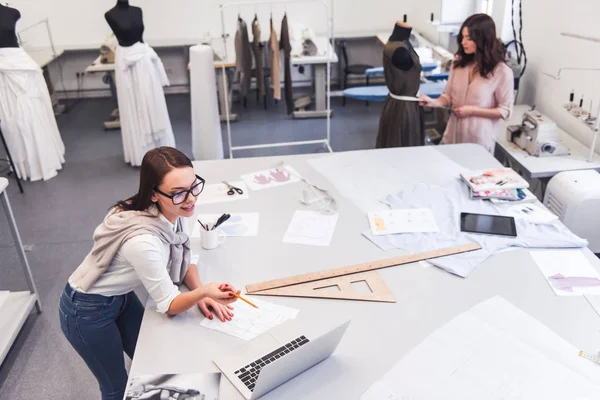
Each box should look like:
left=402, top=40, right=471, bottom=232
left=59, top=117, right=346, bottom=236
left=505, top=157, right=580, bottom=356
left=129, top=144, right=600, bottom=399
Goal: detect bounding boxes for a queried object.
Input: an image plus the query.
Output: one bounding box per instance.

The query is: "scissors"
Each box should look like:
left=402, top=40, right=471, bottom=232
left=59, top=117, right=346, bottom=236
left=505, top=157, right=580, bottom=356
left=222, top=181, right=244, bottom=196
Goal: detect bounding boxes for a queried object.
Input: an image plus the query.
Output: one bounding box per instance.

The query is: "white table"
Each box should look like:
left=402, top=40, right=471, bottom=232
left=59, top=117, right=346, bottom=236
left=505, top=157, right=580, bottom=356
left=495, top=105, right=600, bottom=181
left=0, top=178, right=41, bottom=366
left=128, top=144, right=600, bottom=399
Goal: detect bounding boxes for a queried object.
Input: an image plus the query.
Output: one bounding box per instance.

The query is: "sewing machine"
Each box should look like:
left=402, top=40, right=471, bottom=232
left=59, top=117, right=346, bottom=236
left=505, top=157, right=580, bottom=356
left=506, top=110, right=570, bottom=157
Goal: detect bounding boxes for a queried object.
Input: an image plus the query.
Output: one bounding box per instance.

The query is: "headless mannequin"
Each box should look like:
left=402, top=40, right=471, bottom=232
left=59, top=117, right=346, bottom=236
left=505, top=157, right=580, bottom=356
left=388, top=21, right=414, bottom=71
left=105, top=0, right=144, bottom=47
left=0, top=4, right=20, bottom=48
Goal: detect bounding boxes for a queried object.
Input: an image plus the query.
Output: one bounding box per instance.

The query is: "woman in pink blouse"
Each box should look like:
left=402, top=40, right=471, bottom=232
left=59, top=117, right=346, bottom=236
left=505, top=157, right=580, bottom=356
left=419, top=14, right=514, bottom=152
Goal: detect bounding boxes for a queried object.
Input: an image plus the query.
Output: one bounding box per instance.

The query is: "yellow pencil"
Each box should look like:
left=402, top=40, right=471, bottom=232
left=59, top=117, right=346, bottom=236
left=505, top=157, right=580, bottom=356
left=234, top=292, right=258, bottom=308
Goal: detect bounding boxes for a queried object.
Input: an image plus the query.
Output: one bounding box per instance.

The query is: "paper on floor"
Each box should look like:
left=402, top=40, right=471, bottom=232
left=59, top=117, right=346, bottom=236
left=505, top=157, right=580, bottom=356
left=196, top=181, right=249, bottom=205
left=361, top=296, right=600, bottom=400
left=240, top=165, right=302, bottom=191
left=199, top=297, right=299, bottom=340
left=193, top=213, right=259, bottom=237
left=368, top=209, right=439, bottom=235
left=530, top=250, right=600, bottom=296
left=282, top=210, right=338, bottom=246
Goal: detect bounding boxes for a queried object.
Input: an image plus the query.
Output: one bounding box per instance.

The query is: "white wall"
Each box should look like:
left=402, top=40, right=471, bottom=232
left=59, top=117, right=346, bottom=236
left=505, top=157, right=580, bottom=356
left=10, top=0, right=415, bottom=50
left=517, top=0, right=600, bottom=154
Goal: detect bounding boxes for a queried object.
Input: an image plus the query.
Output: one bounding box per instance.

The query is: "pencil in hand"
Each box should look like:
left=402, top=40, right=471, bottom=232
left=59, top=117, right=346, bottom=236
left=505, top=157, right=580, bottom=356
left=233, top=292, right=259, bottom=309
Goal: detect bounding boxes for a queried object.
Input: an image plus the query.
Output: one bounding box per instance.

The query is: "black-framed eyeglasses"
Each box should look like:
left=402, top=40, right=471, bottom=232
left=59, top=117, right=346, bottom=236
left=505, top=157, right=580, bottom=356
left=154, top=174, right=205, bottom=205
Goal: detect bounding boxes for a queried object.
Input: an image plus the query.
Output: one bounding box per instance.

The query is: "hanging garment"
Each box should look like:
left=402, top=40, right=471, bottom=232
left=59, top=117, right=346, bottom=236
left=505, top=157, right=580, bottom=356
left=280, top=14, right=294, bottom=114
left=0, top=47, right=65, bottom=181
left=269, top=18, right=281, bottom=101
left=115, top=42, right=175, bottom=167
left=251, top=16, right=266, bottom=98
left=234, top=17, right=252, bottom=98
left=376, top=40, right=424, bottom=148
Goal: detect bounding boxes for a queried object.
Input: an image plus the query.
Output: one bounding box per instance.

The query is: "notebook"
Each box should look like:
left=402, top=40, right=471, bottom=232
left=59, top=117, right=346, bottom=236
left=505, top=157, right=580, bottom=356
left=460, top=168, right=529, bottom=192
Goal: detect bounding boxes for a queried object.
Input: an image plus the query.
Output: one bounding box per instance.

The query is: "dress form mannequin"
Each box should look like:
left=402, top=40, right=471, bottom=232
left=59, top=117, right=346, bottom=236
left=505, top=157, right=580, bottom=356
left=104, top=0, right=175, bottom=166
left=388, top=21, right=414, bottom=71
left=105, top=0, right=144, bottom=47
left=0, top=4, right=20, bottom=48
left=375, top=21, right=424, bottom=148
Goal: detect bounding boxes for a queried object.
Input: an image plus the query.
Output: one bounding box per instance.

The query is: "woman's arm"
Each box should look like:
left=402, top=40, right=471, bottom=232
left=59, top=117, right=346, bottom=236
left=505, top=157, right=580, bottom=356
left=120, top=236, right=235, bottom=316
left=180, top=263, right=237, bottom=321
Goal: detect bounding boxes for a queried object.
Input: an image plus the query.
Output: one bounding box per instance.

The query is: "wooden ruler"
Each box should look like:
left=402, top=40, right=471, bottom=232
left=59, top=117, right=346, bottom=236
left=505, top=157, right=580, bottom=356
left=251, top=271, right=396, bottom=303
left=246, top=242, right=481, bottom=294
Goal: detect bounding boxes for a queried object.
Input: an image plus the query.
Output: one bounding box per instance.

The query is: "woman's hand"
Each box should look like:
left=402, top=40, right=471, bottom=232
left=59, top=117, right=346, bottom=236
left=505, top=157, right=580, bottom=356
left=453, top=105, right=477, bottom=118
left=198, top=297, right=234, bottom=322
left=202, top=282, right=239, bottom=304
left=418, top=94, right=438, bottom=107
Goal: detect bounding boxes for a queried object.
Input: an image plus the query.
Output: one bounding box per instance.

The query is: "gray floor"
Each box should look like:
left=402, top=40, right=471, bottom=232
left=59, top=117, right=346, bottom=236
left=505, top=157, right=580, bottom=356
left=0, top=93, right=383, bottom=399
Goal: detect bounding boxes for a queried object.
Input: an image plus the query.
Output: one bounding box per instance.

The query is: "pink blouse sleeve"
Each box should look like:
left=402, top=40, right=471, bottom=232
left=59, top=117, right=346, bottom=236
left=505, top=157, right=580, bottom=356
left=439, top=65, right=455, bottom=106
left=494, top=65, right=514, bottom=120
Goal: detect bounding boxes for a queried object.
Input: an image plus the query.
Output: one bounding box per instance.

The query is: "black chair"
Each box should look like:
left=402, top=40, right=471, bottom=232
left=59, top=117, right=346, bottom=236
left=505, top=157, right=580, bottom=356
left=339, top=40, right=374, bottom=106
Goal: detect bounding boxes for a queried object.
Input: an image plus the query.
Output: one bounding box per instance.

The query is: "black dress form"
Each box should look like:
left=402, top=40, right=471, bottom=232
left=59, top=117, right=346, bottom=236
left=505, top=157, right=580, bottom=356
left=388, top=23, right=414, bottom=71
left=104, top=0, right=144, bottom=47
left=0, top=4, right=20, bottom=48
left=375, top=22, right=424, bottom=148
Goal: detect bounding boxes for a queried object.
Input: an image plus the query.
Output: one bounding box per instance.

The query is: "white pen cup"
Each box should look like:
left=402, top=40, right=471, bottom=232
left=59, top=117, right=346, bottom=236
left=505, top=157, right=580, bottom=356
left=201, top=228, right=226, bottom=250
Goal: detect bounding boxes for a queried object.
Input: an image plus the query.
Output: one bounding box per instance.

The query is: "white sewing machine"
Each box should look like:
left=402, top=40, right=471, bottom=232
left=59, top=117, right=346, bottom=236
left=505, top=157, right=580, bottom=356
left=506, top=110, right=570, bottom=157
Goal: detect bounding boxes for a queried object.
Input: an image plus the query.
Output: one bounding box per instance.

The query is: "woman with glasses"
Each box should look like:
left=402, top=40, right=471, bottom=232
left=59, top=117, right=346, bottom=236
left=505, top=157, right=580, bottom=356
left=59, top=147, right=238, bottom=400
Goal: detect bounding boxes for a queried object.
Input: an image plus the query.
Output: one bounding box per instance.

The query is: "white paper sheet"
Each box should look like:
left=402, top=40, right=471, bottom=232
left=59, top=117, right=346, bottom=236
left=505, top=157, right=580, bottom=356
left=125, top=372, right=220, bottom=400
left=282, top=210, right=338, bottom=247
left=584, top=294, right=600, bottom=317
left=0, top=291, right=9, bottom=311
left=361, top=296, right=600, bottom=400
left=368, top=209, right=439, bottom=235
left=240, top=165, right=302, bottom=191
left=199, top=297, right=299, bottom=340
left=196, top=181, right=249, bottom=205
left=193, top=213, right=259, bottom=237
left=530, top=250, right=600, bottom=296
left=504, top=203, right=558, bottom=224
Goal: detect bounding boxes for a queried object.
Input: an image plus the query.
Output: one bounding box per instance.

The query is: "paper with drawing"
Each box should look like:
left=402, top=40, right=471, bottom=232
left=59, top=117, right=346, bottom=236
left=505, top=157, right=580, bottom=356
left=199, top=297, right=299, bottom=340
left=368, top=209, right=439, bottom=235
left=530, top=249, right=600, bottom=296
left=193, top=213, right=259, bottom=237
left=240, top=165, right=302, bottom=191
left=282, top=210, right=338, bottom=246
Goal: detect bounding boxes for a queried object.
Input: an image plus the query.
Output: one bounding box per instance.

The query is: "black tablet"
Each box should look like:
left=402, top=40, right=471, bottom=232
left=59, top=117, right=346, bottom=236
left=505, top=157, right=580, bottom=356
left=460, top=212, right=517, bottom=237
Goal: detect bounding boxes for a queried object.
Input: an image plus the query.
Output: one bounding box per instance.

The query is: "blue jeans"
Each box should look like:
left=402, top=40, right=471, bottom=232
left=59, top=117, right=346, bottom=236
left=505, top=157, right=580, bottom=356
left=59, top=283, right=144, bottom=400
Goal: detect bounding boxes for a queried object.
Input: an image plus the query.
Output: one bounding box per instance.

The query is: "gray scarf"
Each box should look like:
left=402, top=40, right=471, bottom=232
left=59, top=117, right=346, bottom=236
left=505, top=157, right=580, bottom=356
left=69, top=206, right=190, bottom=292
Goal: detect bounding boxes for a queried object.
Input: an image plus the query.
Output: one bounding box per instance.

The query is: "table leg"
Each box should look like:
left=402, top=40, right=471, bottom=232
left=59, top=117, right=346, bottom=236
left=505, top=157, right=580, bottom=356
left=293, top=63, right=332, bottom=119
left=42, top=66, right=65, bottom=116
left=1, top=191, right=41, bottom=312
left=103, top=71, right=120, bottom=130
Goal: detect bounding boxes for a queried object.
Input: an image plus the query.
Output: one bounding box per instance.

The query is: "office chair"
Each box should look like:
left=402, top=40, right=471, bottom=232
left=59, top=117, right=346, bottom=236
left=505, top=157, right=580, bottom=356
left=338, top=40, right=374, bottom=106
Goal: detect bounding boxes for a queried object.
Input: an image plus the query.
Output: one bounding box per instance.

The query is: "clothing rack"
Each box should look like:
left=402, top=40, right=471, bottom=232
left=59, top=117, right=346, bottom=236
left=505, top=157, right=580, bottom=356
left=220, top=0, right=334, bottom=158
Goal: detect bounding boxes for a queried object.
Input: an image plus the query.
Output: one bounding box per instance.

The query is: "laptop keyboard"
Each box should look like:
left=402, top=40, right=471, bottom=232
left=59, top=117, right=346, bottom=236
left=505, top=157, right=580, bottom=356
left=234, top=335, right=310, bottom=392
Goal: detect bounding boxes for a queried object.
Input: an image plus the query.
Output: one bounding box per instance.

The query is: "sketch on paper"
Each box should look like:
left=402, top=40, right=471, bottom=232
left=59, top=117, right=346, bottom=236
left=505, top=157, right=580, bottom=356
left=125, top=373, right=220, bottom=400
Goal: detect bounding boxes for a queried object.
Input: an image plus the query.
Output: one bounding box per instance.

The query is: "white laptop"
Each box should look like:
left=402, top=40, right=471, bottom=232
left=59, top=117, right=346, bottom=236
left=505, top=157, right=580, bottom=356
left=213, top=316, right=351, bottom=399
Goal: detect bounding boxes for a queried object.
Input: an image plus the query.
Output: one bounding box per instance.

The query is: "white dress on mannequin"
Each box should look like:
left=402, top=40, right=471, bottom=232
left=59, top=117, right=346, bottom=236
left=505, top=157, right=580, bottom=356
left=0, top=47, right=65, bottom=181
left=115, top=42, right=175, bottom=166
